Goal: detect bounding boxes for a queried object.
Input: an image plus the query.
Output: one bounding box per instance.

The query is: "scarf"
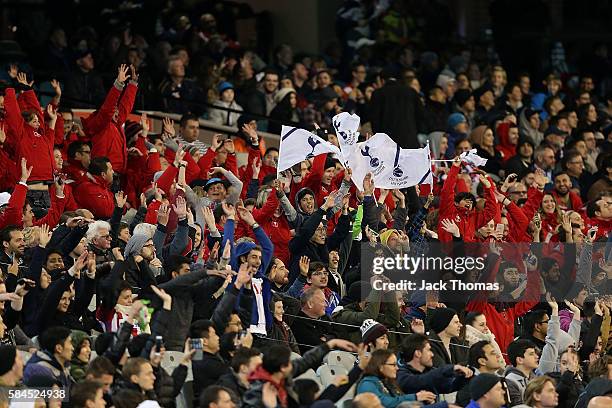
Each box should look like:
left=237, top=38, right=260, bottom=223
left=249, top=366, right=288, bottom=408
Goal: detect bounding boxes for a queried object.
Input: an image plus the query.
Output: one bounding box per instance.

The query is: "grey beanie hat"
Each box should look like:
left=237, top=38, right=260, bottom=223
left=124, top=234, right=150, bottom=259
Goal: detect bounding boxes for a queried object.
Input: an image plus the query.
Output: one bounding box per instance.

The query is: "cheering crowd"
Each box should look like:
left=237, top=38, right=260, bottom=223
left=0, top=1, right=611, bottom=408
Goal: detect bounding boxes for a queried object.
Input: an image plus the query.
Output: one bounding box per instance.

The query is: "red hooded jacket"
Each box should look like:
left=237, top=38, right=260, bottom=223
left=82, top=81, right=137, bottom=174
left=253, top=188, right=292, bottom=264
left=438, top=164, right=497, bottom=242
left=495, top=122, right=517, bottom=164
left=3, top=89, right=55, bottom=182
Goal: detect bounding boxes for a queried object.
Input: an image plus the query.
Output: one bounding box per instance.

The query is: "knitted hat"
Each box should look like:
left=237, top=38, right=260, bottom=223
left=380, top=229, right=399, bottom=246
left=324, top=156, right=338, bottom=170
left=124, top=120, right=143, bottom=142
left=0, top=346, right=17, bottom=376
left=429, top=307, right=458, bottom=334
left=124, top=234, right=150, bottom=259
left=470, top=373, right=501, bottom=401
left=360, top=319, right=388, bottom=345
left=454, top=89, right=473, bottom=107
left=218, top=81, right=234, bottom=94
left=448, top=113, right=467, bottom=131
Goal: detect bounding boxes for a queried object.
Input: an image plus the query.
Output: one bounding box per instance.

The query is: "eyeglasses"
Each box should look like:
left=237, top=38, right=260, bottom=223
left=99, top=234, right=112, bottom=240
left=315, top=226, right=326, bottom=233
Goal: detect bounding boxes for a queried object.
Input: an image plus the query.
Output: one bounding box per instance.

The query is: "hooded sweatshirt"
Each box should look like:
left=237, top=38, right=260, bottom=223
left=495, top=122, right=517, bottom=164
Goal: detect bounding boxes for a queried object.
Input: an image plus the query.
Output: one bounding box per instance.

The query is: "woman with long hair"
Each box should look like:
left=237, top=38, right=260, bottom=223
left=469, top=126, right=503, bottom=177
left=268, top=88, right=301, bottom=135
left=539, top=193, right=562, bottom=241
left=524, top=376, right=559, bottom=408
left=356, top=349, right=434, bottom=408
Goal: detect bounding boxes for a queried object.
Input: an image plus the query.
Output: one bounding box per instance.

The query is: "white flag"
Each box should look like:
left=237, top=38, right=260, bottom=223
left=347, top=133, right=432, bottom=190
left=277, top=126, right=341, bottom=174
left=460, top=148, right=488, bottom=167
left=332, top=112, right=360, bottom=150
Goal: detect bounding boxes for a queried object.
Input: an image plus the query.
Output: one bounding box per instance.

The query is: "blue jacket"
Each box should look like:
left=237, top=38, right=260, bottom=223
left=397, top=362, right=469, bottom=395
left=24, top=351, right=73, bottom=391
left=356, top=376, right=416, bottom=408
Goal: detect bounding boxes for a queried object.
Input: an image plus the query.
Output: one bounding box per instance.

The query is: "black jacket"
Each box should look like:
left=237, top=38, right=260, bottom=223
left=369, top=79, right=425, bottom=149
left=290, top=310, right=336, bottom=355
left=428, top=332, right=469, bottom=368
left=192, top=352, right=231, bottom=403
left=218, top=371, right=248, bottom=402
left=287, top=208, right=350, bottom=284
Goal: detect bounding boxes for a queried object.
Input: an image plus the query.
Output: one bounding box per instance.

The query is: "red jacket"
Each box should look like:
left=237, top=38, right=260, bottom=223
left=74, top=175, right=115, bottom=219
left=0, top=147, right=18, bottom=192
left=588, top=217, right=612, bottom=241
left=82, top=81, right=137, bottom=174
left=197, top=148, right=239, bottom=180
left=495, top=122, right=517, bottom=164
left=124, top=138, right=162, bottom=207
left=437, top=164, right=497, bottom=242
left=301, top=154, right=337, bottom=208
left=466, top=254, right=541, bottom=357
left=63, top=160, right=89, bottom=187
left=552, top=190, right=583, bottom=212
left=253, top=188, right=292, bottom=264
left=3, top=89, right=55, bottom=182
left=0, top=183, right=27, bottom=229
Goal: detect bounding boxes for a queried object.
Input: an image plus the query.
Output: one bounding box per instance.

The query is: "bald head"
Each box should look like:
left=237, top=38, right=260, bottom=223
left=588, top=396, right=612, bottom=408
left=352, top=393, right=383, bottom=408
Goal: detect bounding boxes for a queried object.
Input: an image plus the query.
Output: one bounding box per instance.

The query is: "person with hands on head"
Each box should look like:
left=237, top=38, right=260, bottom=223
left=36, top=249, right=96, bottom=334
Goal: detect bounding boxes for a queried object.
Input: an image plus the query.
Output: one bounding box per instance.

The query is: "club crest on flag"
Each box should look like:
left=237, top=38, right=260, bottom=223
left=360, top=145, right=380, bottom=168
left=306, top=136, right=322, bottom=159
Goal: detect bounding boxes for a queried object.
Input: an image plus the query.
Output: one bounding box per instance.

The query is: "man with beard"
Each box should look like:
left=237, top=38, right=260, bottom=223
left=266, top=257, right=289, bottom=292
left=520, top=310, right=550, bottom=350
left=562, top=151, right=591, bottom=198
left=533, top=146, right=556, bottom=182
left=121, top=234, right=157, bottom=293
left=552, top=172, right=583, bottom=211
left=466, top=245, right=542, bottom=359
left=226, top=205, right=274, bottom=335
left=0, top=226, right=26, bottom=276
